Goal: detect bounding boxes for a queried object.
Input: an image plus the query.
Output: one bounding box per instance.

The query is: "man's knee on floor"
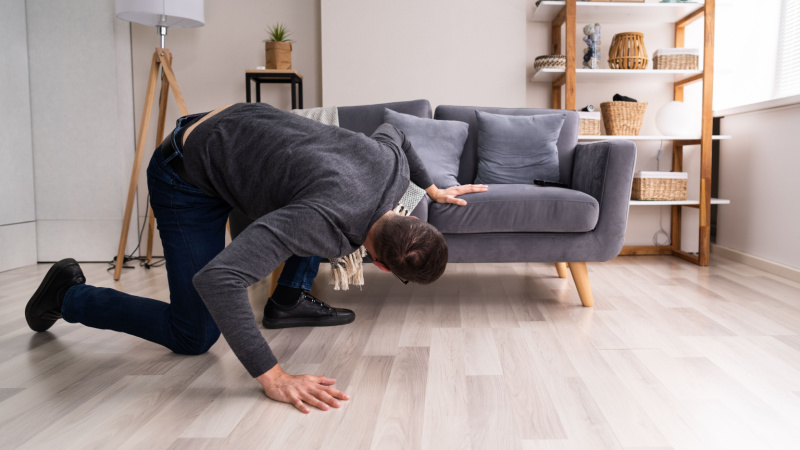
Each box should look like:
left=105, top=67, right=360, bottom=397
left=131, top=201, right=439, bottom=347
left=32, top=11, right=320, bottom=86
left=171, top=329, right=220, bottom=355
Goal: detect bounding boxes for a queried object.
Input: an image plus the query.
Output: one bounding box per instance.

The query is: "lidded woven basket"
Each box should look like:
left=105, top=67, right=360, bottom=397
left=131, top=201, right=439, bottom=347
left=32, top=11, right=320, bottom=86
left=608, top=32, right=648, bottom=69
left=653, top=48, right=699, bottom=70
left=578, top=111, right=601, bottom=135
left=631, top=172, right=688, bottom=201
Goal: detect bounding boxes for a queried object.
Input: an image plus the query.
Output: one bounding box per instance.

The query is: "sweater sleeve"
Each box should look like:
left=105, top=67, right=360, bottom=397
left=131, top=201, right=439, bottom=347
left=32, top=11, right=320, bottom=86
left=192, top=204, right=348, bottom=378
left=371, top=124, right=435, bottom=189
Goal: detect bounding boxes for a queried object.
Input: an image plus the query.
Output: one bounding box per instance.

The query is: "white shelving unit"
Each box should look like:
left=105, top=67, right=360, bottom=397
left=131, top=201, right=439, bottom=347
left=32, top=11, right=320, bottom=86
left=531, top=1, right=705, bottom=24
left=578, top=135, right=730, bottom=141
left=531, top=68, right=703, bottom=83
left=532, top=0, right=721, bottom=265
left=630, top=198, right=730, bottom=206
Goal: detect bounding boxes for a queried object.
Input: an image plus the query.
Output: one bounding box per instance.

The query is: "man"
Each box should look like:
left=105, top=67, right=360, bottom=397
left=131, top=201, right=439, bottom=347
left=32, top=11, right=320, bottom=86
left=25, top=102, right=486, bottom=413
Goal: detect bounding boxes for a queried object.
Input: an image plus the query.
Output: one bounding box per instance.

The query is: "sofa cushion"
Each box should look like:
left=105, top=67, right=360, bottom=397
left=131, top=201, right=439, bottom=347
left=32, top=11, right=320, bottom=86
left=434, top=106, right=579, bottom=186
left=427, top=184, right=599, bottom=234
left=384, top=108, right=468, bottom=188
left=474, top=111, right=566, bottom=185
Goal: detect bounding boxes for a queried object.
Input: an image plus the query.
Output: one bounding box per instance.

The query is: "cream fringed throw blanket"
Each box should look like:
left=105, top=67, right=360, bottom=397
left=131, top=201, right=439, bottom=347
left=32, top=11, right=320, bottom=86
left=292, top=106, right=426, bottom=290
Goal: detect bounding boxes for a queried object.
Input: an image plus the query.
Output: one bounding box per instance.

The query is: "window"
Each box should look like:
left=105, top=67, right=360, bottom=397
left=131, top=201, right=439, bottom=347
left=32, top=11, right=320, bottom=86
left=774, top=0, right=800, bottom=98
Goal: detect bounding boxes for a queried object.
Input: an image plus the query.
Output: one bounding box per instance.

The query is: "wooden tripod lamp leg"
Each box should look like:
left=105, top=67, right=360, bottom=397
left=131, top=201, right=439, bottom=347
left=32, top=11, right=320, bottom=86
left=117, top=48, right=190, bottom=279
left=158, top=49, right=189, bottom=116
left=146, top=51, right=173, bottom=264
left=114, top=51, right=161, bottom=280
left=146, top=209, right=156, bottom=263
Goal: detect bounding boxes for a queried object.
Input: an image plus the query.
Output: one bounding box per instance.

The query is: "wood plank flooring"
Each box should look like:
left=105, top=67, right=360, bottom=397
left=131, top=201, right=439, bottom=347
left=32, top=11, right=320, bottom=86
left=1, top=256, right=799, bottom=449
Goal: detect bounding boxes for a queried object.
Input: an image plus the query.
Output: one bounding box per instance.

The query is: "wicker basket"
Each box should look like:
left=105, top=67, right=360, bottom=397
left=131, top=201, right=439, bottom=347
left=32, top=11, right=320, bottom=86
left=578, top=111, right=601, bottom=135
left=631, top=172, right=688, bottom=201
left=653, top=48, right=699, bottom=70
left=534, top=54, right=566, bottom=70
left=600, top=101, right=647, bottom=135
left=608, top=32, right=648, bottom=69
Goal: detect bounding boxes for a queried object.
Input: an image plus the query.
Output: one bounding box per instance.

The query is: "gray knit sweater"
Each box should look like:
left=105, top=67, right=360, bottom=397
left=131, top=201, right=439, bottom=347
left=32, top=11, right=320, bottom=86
left=184, top=103, right=434, bottom=377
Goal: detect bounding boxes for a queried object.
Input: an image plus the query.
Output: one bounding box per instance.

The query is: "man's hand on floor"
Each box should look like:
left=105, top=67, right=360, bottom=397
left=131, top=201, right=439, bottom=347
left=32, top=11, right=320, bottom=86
left=257, top=364, right=350, bottom=414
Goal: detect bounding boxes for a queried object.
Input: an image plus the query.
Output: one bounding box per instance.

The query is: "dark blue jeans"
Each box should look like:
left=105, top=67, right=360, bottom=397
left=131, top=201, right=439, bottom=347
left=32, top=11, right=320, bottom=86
left=62, top=144, right=320, bottom=355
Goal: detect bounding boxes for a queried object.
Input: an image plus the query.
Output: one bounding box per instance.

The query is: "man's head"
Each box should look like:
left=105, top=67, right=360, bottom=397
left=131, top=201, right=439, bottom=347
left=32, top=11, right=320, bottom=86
left=372, top=214, right=448, bottom=284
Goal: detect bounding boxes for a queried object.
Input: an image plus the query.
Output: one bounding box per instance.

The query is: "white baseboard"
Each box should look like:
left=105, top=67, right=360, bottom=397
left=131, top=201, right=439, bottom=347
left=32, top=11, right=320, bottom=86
left=712, top=244, right=800, bottom=284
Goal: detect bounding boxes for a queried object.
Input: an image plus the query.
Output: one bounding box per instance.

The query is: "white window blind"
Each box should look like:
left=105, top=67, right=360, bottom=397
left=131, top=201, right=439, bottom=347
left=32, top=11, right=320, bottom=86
left=775, top=0, right=800, bottom=98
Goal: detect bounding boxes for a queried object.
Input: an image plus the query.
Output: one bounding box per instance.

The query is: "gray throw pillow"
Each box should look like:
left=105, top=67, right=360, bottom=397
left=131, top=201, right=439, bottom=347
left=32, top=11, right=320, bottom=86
left=384, top=108, right=469, bottom=188
left=474, top=111, right=566, bottom=184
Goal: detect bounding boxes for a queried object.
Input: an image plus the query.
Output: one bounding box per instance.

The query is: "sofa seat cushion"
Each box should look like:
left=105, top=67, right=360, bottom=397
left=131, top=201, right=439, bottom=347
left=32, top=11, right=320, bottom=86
left=428, top=184, right=599, bottom=234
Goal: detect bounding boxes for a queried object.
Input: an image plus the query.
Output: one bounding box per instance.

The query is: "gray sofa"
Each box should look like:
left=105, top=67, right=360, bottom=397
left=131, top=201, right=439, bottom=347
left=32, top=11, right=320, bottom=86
left=230, top=99, right=636, bottom=307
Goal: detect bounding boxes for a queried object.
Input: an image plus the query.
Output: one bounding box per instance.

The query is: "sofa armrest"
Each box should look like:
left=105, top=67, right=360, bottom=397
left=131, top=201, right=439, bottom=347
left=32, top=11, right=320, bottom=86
left=409, top=194, right=432, bottom=222
left=571, top=139, right=637, bottom=260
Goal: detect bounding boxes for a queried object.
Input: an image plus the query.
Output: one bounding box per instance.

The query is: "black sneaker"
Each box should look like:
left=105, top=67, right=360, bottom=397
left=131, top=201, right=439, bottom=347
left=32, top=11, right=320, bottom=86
left=25, top=258, right=85, bottom=332
left=262, top=291, right=355, bottom=329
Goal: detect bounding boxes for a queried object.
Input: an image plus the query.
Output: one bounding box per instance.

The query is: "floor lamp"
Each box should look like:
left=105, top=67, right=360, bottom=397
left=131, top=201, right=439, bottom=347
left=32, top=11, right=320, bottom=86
left=113, top=0, right=204, bottom=280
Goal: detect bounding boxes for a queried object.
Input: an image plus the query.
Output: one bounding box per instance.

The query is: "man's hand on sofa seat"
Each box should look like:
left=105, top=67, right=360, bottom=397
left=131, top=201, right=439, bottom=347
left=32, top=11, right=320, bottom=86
left=425, top=184, right=488, bottom=206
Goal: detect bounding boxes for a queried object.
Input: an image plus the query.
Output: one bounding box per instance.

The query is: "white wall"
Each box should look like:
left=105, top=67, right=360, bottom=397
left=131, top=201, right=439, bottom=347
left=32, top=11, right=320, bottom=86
left=24, top=0, right=137, bottom=263
left=129, top=0, right=322, bottom=256
left=0, top=0, right=37, bottom=272
left=716, top=103, right=800, bottom=270
left=321, top=0, right=527, bottom=108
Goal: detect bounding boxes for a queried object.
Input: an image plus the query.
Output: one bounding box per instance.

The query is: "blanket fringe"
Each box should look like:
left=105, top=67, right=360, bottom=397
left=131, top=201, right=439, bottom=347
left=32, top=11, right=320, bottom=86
left=329, top=195, right=421, bottom=290
left=330, top=246, right=367, bottom=291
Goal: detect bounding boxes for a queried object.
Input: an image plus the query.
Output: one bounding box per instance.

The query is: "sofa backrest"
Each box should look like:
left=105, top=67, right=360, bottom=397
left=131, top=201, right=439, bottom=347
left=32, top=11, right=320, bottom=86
left=338, top=99, right=432, bottom=136
left=434, top=106, right=579, bottom=186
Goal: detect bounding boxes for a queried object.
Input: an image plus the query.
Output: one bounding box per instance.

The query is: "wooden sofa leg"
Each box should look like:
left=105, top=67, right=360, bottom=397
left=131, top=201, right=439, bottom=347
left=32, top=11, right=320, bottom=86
left=555, top=262, right=569, bottom=278
left=568, top=262, right=594, bottom=307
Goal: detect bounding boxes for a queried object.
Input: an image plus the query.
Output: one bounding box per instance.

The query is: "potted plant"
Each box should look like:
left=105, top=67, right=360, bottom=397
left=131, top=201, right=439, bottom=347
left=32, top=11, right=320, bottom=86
left=264, top=23, right=293, bottom=70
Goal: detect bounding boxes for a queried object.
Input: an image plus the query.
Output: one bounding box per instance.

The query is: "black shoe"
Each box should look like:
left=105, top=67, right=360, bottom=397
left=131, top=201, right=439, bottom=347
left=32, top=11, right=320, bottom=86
left=25, top=258, right=85, bottom=332
left=262, top=291, right=355, bottom=329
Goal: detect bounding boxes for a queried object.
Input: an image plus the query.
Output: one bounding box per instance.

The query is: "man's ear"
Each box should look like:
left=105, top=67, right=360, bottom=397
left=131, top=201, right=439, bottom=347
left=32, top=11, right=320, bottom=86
left=372, top=260, right=391, bottom=273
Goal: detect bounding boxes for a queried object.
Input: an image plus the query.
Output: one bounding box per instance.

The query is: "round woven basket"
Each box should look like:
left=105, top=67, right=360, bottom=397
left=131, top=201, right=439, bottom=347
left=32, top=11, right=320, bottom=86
left=600, top=101, right=647, bottom=135
left=608, top=32, right=648, bottom=69
left=534, top=54, right=566, bottom=70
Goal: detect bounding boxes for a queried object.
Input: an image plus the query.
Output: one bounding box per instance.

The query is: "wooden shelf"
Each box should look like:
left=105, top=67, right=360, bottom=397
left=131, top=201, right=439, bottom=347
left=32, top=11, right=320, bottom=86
left=531, top=68, right=703, bottom=83
left=537, top=0, right=718, bottom=266
left=532, top=1, right=705, bottom=24
left=579, top=135, right=731, bottom=141
left=629, top=198, right=730, bottom=206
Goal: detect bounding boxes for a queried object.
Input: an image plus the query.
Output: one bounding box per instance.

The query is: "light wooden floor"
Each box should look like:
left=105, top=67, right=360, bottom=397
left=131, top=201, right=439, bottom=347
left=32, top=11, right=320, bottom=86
left=1, top=256, right=800, bottom=449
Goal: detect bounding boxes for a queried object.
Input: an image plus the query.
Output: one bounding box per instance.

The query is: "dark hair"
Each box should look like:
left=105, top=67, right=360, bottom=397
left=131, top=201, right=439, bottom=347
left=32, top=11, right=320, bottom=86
left=374, top=215, right=448, bottom=284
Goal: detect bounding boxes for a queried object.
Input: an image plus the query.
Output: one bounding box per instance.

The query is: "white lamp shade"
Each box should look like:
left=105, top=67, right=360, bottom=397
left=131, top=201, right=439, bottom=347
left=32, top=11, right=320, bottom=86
left=655, top=101, right=699, bottom=136
left=116, top=0, right=204, bottom=28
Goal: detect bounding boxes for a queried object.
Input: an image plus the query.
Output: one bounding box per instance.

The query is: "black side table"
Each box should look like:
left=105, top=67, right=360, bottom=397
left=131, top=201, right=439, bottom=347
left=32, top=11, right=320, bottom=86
left=245, top=69, right=303, bottom=109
